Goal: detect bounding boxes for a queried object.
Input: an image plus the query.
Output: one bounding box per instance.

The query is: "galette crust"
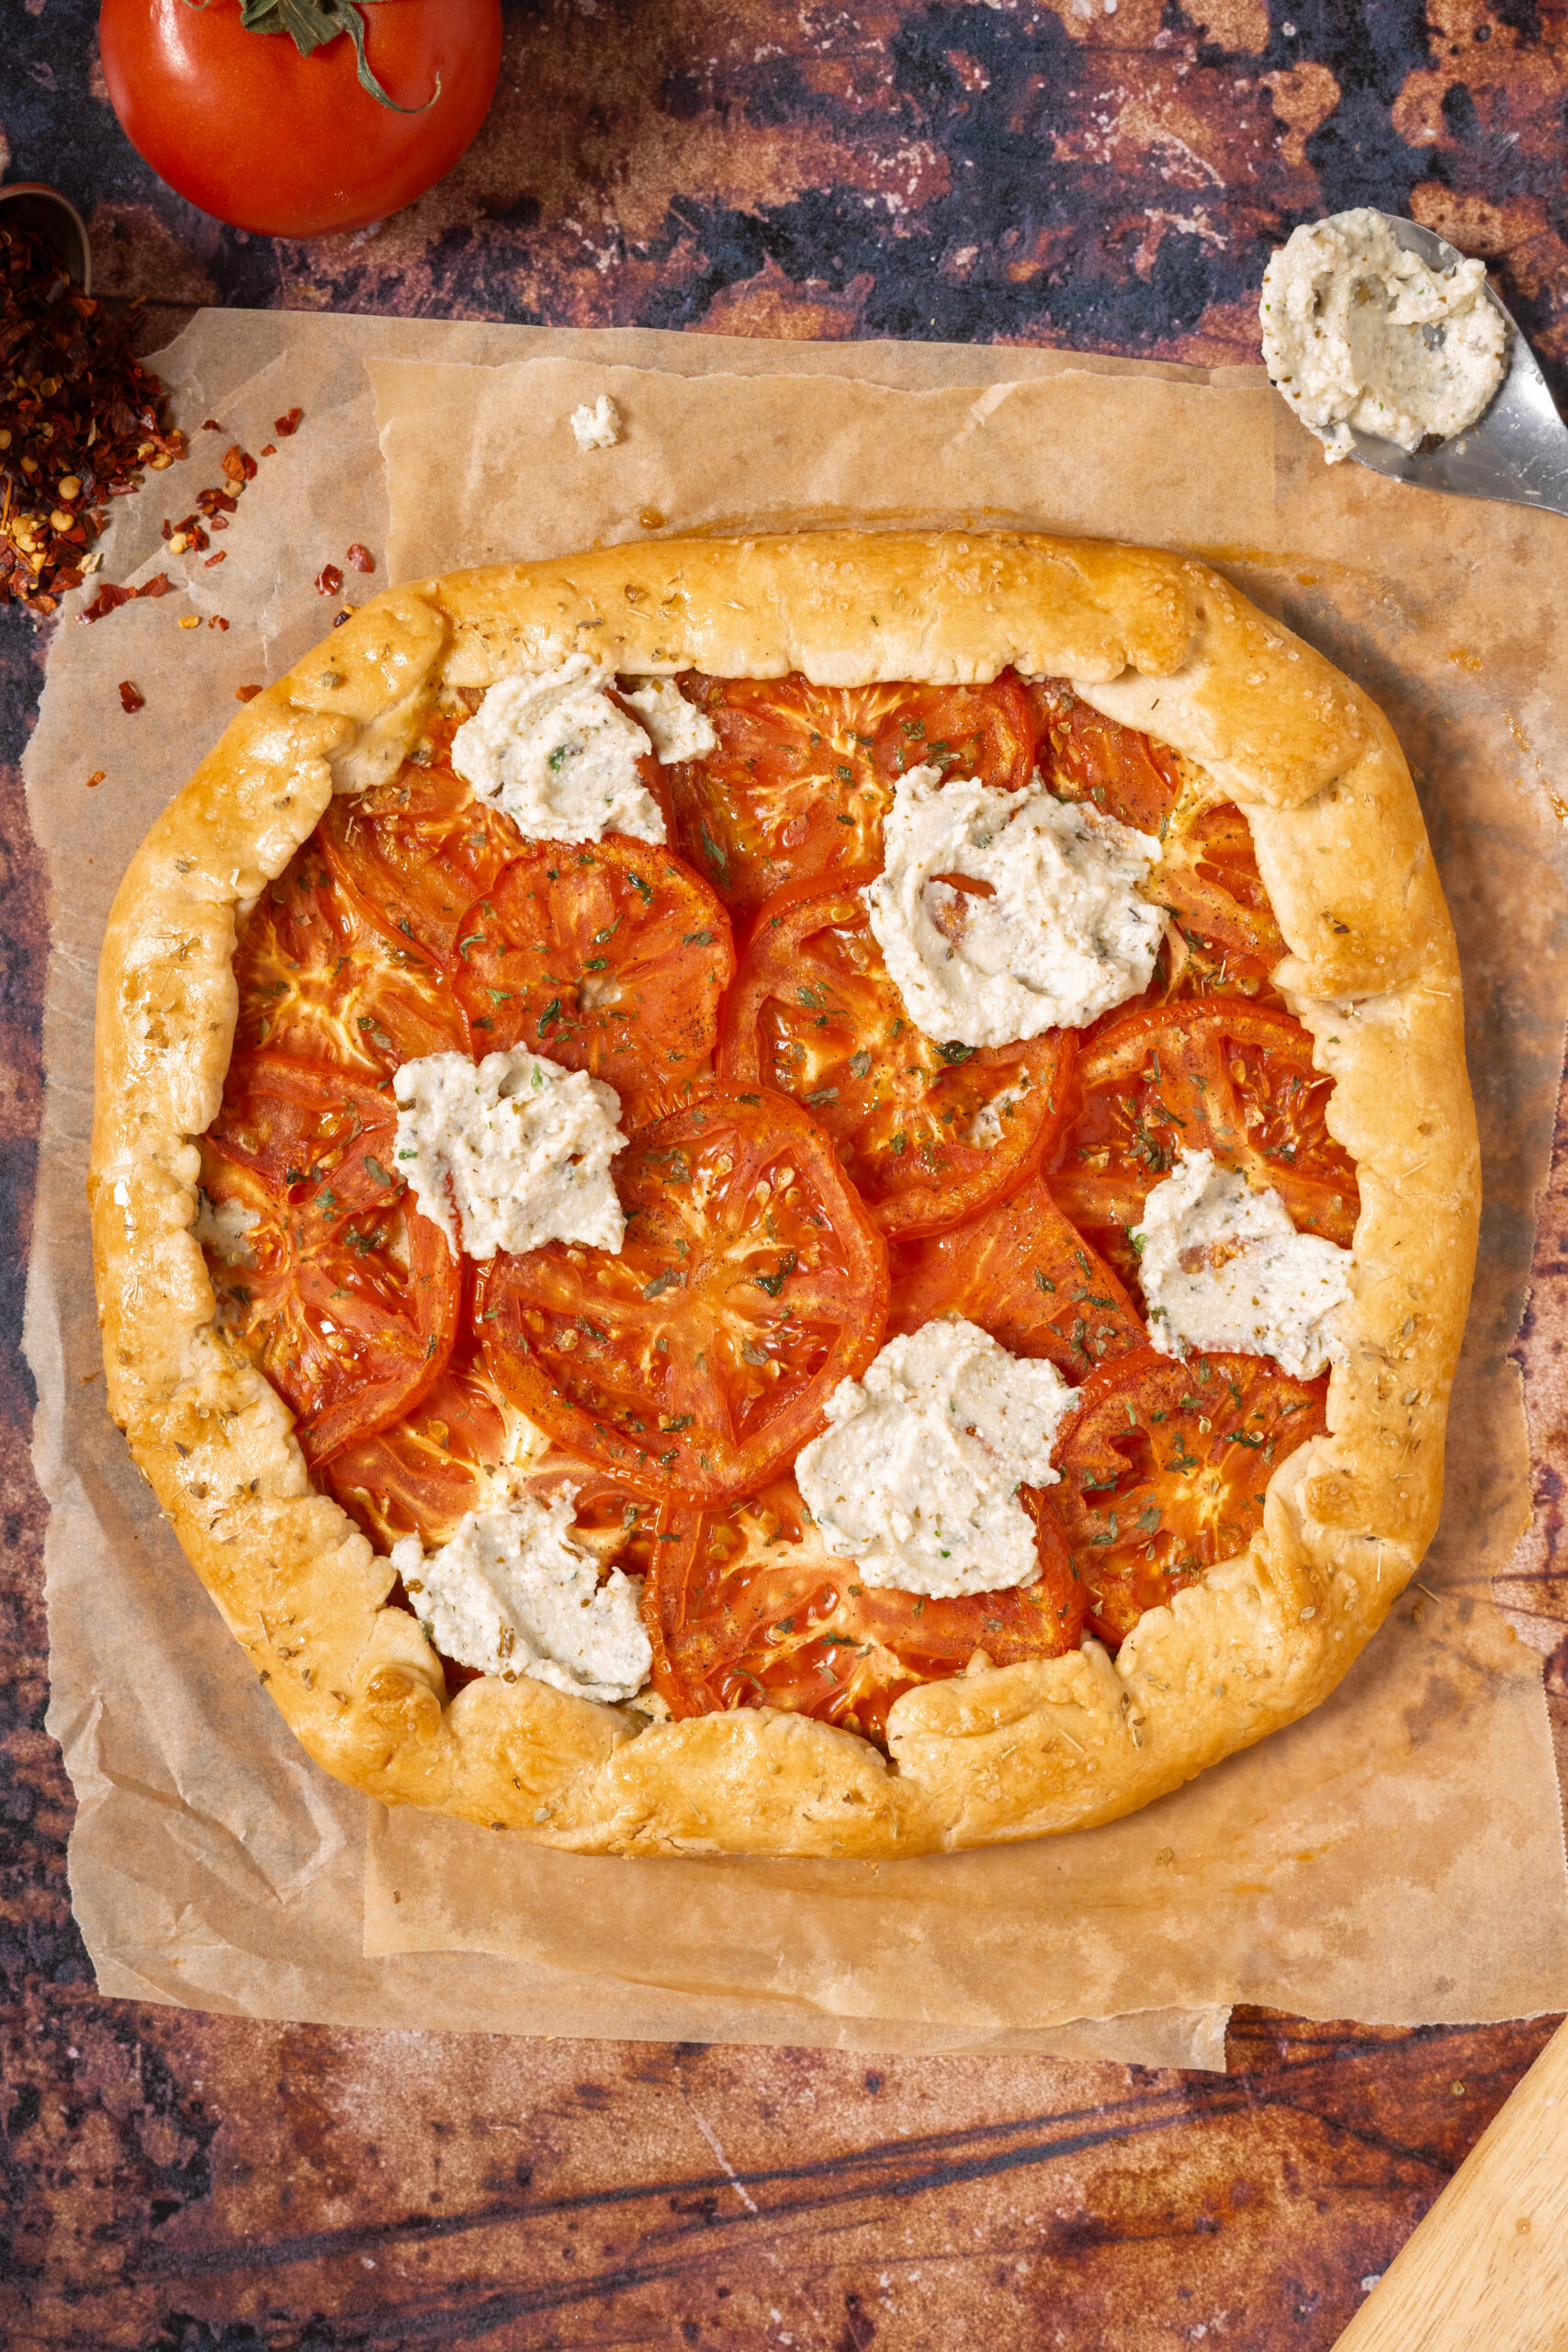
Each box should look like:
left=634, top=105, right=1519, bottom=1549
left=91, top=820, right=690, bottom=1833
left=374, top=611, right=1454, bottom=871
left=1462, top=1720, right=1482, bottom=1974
left=90, top=531, right=1477, bottom=1857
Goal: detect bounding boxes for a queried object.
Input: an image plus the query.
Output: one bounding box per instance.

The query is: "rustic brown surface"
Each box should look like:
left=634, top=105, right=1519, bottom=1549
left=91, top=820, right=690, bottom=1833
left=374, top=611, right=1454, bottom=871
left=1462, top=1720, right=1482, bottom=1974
left=5, top=0, right=1568, bottom=2343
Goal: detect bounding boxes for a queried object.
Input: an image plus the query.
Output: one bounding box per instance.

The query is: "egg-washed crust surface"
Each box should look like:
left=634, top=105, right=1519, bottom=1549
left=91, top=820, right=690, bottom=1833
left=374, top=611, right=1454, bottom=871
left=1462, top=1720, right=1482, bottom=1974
left=90, top=531, right=1477, bottom=1858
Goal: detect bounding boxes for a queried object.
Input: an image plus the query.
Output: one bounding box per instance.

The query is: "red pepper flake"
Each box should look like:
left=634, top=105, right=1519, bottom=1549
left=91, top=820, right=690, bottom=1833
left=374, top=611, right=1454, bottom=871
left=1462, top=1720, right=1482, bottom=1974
left=333, top=607, right=353, bottom=627
left=163, top=511, right=210, bottom=555
left=85, top=769, right=106, bottom=789
left=209, top=615, right=230, bottom=631
left=345, top=543, right=375, bottom=574
left=274, top=408, right=303, bottom=437
left=235, top=684, right=264, bottom=703
left=2, top=217, right=186, bottom=616
left=316, top=563, right=344, bottom=595
left=201, top=419, right=223, bottom=432
left=204, top=550, right=226, bottom=567
left=221, top=445, right=257, bottom=486
left=80, top=571, right=175, bottom=623
left=259, top=443, right=276, bottom=458
left=81, top=581, right=132, bottom=622
left=118, top=681, right=145, bottom=713
left=196, top=487, right=238, bottom=518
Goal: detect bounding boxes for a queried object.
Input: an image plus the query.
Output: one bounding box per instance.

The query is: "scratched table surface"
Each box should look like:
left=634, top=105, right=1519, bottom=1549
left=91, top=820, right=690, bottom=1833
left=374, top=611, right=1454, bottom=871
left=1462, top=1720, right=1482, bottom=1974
left=4, top=2, right=1568, bottom=2346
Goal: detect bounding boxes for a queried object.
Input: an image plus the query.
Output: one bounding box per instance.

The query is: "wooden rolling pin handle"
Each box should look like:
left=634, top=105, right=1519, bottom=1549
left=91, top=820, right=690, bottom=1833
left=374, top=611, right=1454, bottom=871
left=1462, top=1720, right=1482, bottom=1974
left=1332, top=2016, right=1568, bottom=2351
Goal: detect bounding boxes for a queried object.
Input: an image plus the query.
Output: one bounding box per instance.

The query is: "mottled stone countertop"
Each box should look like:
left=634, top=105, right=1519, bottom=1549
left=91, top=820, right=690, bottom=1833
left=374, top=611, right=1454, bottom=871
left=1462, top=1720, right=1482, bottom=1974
left=3, top=2, right=1567, bottom=2346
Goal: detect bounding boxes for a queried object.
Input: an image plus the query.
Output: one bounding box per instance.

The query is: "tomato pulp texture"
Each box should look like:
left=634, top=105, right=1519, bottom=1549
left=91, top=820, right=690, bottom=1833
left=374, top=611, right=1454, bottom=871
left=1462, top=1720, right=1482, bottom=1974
left=99, top=0, right=503, bottom=239
left=205, top=671, right=1354, bottom=1741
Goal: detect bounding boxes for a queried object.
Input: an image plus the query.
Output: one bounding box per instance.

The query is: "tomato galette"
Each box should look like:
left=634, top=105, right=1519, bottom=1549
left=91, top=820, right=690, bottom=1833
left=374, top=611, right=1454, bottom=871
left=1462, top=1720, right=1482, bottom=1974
left=91, top=533, right=1477, bottom=1857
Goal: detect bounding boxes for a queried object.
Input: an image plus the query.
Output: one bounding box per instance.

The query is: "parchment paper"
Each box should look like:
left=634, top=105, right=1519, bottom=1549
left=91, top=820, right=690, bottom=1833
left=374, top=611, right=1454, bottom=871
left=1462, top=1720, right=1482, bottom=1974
left=24, top=313, right=1568, bottom=2072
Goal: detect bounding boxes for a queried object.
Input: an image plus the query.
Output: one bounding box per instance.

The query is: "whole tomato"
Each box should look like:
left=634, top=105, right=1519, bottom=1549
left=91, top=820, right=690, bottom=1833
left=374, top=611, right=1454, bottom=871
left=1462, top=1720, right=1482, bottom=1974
left=99, top=0, right=502, bottom=239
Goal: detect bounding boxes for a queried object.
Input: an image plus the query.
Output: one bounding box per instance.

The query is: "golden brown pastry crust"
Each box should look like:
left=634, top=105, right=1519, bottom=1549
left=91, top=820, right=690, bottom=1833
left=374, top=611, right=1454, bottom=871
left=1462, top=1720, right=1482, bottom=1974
left=90, top=531, right=1478, bottom=1857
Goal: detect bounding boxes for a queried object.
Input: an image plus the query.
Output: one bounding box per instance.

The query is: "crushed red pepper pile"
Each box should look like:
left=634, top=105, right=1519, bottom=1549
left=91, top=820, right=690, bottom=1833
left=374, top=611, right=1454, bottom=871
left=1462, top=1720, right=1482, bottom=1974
left=0, top=216, right=184, bottom=616
left=82, top=406, right=310, bottom=625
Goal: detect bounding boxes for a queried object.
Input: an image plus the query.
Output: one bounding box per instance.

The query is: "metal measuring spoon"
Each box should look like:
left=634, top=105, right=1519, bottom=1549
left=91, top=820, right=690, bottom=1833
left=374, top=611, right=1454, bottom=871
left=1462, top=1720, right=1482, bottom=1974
left=1338, top=211, right=1568, bottom=514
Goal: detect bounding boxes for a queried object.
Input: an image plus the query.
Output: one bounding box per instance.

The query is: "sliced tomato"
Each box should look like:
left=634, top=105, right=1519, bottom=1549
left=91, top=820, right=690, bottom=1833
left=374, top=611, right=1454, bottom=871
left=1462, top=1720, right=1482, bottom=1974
left=1049, top=1001, right=1359, bottom=1292
left=450, top=836, right=734, bottom=1129
left=647, top=1476, right=1084, bottom=1747
left=233, top=844, right=465, bottom=1079
left=1142, top=922, right=1288, bottom=1016
left=1153, top=802, right=1286, bottom=974
left=668, top=673, right=1035, bottom=918
left=319, top=760, right=522, bottom=963
left=333, top=1375, right=663, bottom=1565
left=325, top=1354, right=514, bottom=1548
left=1043, top=1347, right=1328, bottom=1647
left=1025, top=680, right=1182, bottom=837
left=477, top=1086, right=889, bottom=1504
left=200, top=1053, right=459, bottom=1466
left=888, top=1178, right=1146, bottom=1381
left=507, top=1453, right=666, bottom=1584
left=718, top=873, right=1073, bottom=1238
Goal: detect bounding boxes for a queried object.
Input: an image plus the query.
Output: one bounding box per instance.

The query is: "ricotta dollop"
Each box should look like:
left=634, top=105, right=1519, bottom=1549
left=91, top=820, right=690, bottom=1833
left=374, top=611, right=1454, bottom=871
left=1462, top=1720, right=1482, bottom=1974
left=451, top=656, right=665, bottom=844
left=1260, top=209, right=1507, bottom=464
left=865, top=767, right=1163, bottom=1049
left=794, top=1317, right=1076, bottom=1599
left=393, top=1046, right=626, bottom=1262
left=390, top=1490, right=651, bottom=1704
left=1133, top=1148, right=1352, bottom=1380
left=570, top=394, right=622, bottom=451
left=193, top=1192, right=258, bottom=1265
left=621, top=676, right=719, bottom=764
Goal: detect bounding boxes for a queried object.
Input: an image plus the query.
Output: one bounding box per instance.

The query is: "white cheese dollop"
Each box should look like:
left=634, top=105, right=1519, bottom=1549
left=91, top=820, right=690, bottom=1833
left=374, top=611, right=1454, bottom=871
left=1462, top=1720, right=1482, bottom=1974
left=865, top=767, right=1162, bottom=1048
left=1260, top=209, right=1507, bottom=464
left=570, top=394, right=622, bottom=451
left=621, top=676, right=719, bottom=764
left=451, top=655, right=664, bottom=844
left=391, top=1490, right=651, bottom=1704
left=794, top=1317, right=1076, bottom=1600
left=1134, top=1148, right=1352, bottom=1380
left=393, top=1046, right=626, bottom=1262
left=193, top=1192, right=258, bottom=1265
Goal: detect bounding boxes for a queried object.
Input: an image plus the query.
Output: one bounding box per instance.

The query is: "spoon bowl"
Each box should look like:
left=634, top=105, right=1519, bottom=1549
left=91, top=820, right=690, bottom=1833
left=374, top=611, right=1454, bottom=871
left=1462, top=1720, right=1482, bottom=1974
left=0, top=182, right=91, bottom=295
left=1344, top=212, right=1568, bottom=514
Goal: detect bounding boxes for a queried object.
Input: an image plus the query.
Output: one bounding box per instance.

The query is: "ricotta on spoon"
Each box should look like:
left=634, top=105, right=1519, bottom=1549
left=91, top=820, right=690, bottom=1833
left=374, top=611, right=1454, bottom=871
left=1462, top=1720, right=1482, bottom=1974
left=1260, top=209, right=1507, bottom=464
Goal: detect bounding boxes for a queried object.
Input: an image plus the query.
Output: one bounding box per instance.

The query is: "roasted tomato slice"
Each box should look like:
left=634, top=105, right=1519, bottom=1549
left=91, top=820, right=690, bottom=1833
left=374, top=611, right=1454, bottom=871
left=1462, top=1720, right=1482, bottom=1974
left=1025, top=679, right=1182, bottom=837
left=450, top=836, right=734, bottom=1129
left=1153, top=802, right=1286, bottom=975
left=718, top=873, right=1074, bottom=1239
left=233, top=842, right=464, bottom=1078
left=477, top=1086, right=889, bottom=1504
left=331, top=1354, right=665, bottom=1567
left=1043, top=1347, right=1328, bottom=1648
left=888, top=1178, right=1146, bottom=1382
left=325, top=1355, right=515, bottom=1548
left=319, top=759, right=522, bottom=963
left=200, top=1053, right=459, bottom=1466
left=668, top=673, right=1035, bottom=918
left=647, top=1476, right=1085, bottom=1747
left=1049, top=1001, right=1359, bottom=1291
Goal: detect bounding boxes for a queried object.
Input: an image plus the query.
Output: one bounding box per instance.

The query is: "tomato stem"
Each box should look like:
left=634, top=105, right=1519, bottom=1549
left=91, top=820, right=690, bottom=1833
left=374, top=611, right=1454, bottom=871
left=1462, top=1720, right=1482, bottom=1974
left=183, top=0, right=442, bottom=114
